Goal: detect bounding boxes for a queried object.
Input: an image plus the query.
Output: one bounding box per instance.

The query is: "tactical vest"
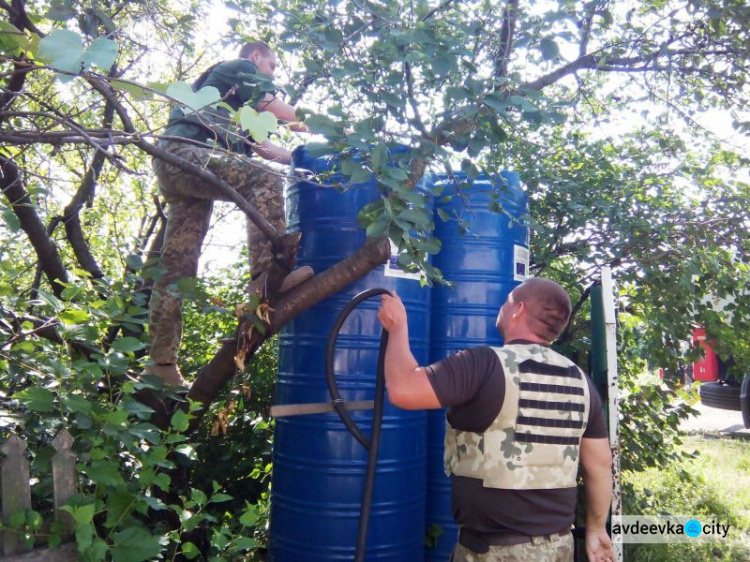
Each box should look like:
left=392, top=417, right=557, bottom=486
left=444, top=343, right=590, bottom=490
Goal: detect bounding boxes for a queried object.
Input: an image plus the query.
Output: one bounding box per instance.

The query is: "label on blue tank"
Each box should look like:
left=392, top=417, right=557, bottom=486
left=514, top=244, right=529, bottom=281
left=385, top=240, right=421, bottom=281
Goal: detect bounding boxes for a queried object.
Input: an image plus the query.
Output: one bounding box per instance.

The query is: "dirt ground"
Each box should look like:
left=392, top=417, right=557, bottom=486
left=679, top=400, right=750, bottom=435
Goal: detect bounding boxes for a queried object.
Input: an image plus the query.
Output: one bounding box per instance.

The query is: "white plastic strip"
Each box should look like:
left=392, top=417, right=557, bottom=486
left=601, top=266, right=623, bottom=561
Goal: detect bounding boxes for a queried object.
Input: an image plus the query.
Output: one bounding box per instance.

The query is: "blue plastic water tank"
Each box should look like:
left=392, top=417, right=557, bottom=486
left=270, top=146, right=431, bottom=561
left=425, top=172, right=529, bottom=561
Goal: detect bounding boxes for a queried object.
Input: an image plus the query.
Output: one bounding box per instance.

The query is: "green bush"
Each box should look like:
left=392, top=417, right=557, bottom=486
left=622, top=435, right=750, bottom=562
left=0, top=260, right=275, bottom=560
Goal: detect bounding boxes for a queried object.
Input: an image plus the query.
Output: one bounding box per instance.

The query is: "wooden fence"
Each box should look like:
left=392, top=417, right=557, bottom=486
left=1, top=430, right=77, bottom=561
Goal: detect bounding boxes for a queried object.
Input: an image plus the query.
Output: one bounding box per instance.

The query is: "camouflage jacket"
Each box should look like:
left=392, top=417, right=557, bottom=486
left=444, top=343, right=590, bottom=490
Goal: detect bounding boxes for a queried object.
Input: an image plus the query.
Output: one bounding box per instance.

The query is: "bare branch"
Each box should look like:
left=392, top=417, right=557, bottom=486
left=1, top=158, right=68, bottom=297
left=493, top=0, right=519, bottom=81
left=421, top=0, right=456, bottom=22
left=523, top=48, right=741, bottom=91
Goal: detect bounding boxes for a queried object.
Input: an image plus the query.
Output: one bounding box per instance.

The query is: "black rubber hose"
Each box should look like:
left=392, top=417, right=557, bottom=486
left=325, top=287, right=392, bottom=562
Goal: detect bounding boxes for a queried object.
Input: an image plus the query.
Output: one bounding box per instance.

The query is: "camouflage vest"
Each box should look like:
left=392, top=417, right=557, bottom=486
left=444, top=343, right=590, bottom=490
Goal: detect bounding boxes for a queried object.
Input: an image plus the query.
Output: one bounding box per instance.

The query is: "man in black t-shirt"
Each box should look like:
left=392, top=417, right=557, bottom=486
left=378, top=277, right=615, bottom=562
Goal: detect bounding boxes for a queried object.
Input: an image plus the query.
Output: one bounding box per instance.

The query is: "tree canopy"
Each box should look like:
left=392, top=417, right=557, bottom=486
left=1, top=0, right=749, bottom=558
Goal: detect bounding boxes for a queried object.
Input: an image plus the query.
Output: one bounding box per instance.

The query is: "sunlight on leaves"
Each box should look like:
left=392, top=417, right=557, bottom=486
left=238, top=106, right=277, bottom=140
left=166, top=82, right=220, bottom=114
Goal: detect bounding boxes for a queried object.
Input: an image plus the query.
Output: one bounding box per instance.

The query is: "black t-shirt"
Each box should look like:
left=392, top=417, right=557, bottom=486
left=426, top=342, right=608, bottom=536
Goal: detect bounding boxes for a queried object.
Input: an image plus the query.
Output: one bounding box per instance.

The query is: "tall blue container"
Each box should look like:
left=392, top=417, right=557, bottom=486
left=425, top=172, right=529, bottom=561
left=270, top=146, right=430, bottom=561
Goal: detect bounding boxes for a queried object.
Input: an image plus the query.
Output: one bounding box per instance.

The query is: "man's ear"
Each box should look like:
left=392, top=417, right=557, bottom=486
left=511, top=301, right=525, bottom=319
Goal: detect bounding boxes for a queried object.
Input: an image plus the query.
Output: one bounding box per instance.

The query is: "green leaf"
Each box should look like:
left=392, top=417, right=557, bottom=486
left=371, top=144, right=387, bottom=171
left=105, top=492, right=135, bottom=529
left=166, top=81, right=220, bottom=114
left=112, top=337, right=147, bottom=353
left=234, top=537, right=260, bottom=550
left=417, top=237, right=442, bottom=254
left=46, top=1, right=77, bottom=21
left=305, top=114, right=341, bottom=137
left=152, top=472, right=171, bottom=492
left=211, top=493, right=233, bottom=503
left=110, top=527, right=164, bottom=562
left=366, top=218, right=390, bottom=238
left=182, top=542, right=201, bottom=560
left=0, top=22, right=30, bottom=54
left=191, top=488, right=208, bottom=506
left=175, top=444, right=197, bottom=460
left=238, top=107, right=278, bottom=140
left=62, top=394, right=91, bottom=415
left=59, top=308, right=90, bottom=324
left=112, top=79, right=153, bottom=101
left=1, top=206, right=21, bottom=232
left=170, top=409, right=190, bottom=432
left=61, top=501, right=96, bottom=526
left=81, top=37, right=117, bottom=71
left=130, top=423, right=162, bottom=444
left=87, top=460, right=125, bottom=487
left=125, top=254, right=144, bottom=271
left=483, top=93, right=509, bottom=111
left=122, top=398, right=155, bottom=420
left=37, top=29, right=84, bottom=75
left=142, top=496, right=167, bottom=511
left=9, top=510, right=25, bottom=527
left=17, top=387, right=55, bottom=412
left=239, top=504, right=260, bottom=527
left=539, top=38, right=560, bottom=61
left=397, top=208, right=431, bottom=228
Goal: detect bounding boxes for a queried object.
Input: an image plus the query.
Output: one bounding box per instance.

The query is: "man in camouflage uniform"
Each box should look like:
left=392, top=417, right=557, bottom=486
left=148, top=42, right=313, bottom=386
left=378, top=278, right=616, bottom=562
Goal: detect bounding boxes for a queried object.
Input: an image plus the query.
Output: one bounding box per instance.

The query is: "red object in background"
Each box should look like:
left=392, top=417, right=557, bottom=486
left=692, top=327, right=719, bottom=382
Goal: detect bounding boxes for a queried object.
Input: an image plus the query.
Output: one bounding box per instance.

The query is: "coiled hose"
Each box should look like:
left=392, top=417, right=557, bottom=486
left=325, top=287, right=392, bottom=562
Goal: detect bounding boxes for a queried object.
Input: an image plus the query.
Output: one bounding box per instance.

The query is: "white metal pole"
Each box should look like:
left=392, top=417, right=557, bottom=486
left=601, top=266, right=623, bottom=561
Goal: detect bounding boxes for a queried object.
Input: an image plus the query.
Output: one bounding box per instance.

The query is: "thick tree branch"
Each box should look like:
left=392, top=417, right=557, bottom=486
left=493, top=0, right=519, bottom=81
left=1, top=158, right=68, bottom=297
left=0, top=62, right=32, bottom=115
left=0, top=306, right=63, bottom=345
left=59, top=100, right=117, bottom=280
left=185, top=236, right=391, bottom=423
left=523, top=48, right=741, bottom=91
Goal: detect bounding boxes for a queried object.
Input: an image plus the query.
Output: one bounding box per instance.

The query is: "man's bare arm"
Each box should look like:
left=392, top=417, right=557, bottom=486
left=378, top=294, right=441, bottom=410
left=580, top=437, right=615, bottom=561
left=255, top=95, right=308, bottom=132
left=252, top=139, right=292, bottom=164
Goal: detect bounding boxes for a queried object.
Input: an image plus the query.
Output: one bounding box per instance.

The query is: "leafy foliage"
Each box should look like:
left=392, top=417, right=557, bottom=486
left=1, top=0, right=749, bottom=557
left=0, top=261, right=274, bottom=559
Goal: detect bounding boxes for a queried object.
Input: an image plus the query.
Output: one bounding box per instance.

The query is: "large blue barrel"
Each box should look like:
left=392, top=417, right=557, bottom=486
left=425, top=172, right=529, bottom=561
left=270, top=146, right=431, bottom=561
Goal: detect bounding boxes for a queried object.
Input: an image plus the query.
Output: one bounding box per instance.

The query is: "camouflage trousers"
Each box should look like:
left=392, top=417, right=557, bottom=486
left=450, top=532, right=573, bottom=562
left=149, top=140, right=285, bottom=365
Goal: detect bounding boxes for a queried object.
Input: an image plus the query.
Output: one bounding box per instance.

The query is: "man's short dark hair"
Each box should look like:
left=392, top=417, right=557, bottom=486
left=239, top=41, right=272, bottom=59
left=514, top=278, right=572, bottom=341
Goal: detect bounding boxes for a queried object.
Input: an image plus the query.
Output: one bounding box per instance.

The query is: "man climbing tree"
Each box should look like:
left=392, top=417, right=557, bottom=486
left=147, top=41, right=314, bottom=386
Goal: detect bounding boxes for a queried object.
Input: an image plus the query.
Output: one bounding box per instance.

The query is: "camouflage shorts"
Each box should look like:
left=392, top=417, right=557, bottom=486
left=450, top=532, right=573, bottom=562
left=148, top=140, right=285, bottom=365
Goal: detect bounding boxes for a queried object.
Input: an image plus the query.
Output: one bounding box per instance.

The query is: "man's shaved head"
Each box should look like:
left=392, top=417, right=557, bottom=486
left=239, top=41, right=273, bottom=59
left=511, top=278, right=571, bottom=341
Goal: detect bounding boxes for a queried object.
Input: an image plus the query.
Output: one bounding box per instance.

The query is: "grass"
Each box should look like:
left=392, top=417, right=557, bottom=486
left=622, top=431, right=750, bottom=561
